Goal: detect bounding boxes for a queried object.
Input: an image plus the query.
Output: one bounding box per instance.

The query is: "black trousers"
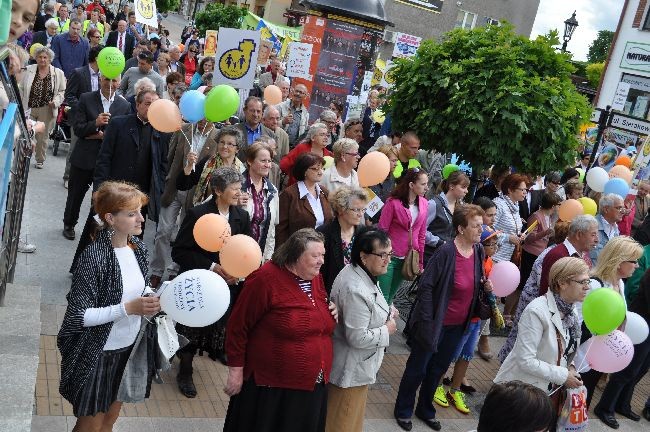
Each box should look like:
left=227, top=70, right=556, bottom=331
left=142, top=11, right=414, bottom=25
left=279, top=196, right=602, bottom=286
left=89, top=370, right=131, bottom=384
left=63, top=165, right=94, bottom=227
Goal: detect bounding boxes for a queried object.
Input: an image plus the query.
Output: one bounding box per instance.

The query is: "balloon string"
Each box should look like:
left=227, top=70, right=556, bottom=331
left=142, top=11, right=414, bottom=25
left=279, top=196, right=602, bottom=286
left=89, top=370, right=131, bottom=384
left=179, top=127, right=194, bottom=172
left=200, top=122, right=208, bottom=136
left=191, top=123, right=195, bottom=172
left=575, top=338, right=593, bottom=374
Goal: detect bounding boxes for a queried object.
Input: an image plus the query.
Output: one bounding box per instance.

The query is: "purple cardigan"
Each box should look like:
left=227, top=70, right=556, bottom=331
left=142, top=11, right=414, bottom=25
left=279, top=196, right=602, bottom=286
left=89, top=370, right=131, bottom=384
left=378, top=196, right=428, bottom=269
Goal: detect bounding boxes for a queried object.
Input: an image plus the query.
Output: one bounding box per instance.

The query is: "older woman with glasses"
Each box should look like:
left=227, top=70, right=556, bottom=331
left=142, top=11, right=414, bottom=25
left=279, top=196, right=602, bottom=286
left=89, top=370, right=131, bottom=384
left=19, top=45, right=66, bottom=169
left=280, top=122, right=333, bottom=186
left=317, top=186, right=367, bottom=294
left=344, top=118, right=363, bottom=144
left=321, top=138, right=360, bottom=193
left=179, top=46, right=198, bottom=85
left=157, top=52, right=172, bottom=79
left=326, top=227, right=398, bottom=432
left=164, top=71, right=183, bottom=101
left=189, top=56, right=214, bottom=90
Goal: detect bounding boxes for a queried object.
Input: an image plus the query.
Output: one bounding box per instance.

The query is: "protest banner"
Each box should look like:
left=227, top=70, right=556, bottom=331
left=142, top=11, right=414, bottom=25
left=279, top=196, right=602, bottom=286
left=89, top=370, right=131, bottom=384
left=392, top=32, right=422, bottom=58
left=213, top=28, right=260, bottom=89
left=134, top=0, right=157, bottom=28
left=286, top=42, right=313, bottom=80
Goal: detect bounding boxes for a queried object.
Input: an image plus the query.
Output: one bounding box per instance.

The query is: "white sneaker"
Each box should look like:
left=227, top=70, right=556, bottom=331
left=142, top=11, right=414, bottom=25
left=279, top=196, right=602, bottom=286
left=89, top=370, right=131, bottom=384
left=35, top=162, right=43, bottom=169
left=18, top=241, right=36, bottom=253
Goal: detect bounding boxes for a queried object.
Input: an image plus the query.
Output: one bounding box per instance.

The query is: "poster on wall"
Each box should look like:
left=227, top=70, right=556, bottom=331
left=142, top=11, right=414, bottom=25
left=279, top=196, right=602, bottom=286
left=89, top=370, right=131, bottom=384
left=632, top=136, right=650, bottom=186
left=395, top=0, right=444, bottom=13
left=286, top=42, right=313, bottom=80
left=351, top=27, right=384, bottom=99
left=392, top=33, right=422, bottom=58
left=213, top=28, right=260, bottom=89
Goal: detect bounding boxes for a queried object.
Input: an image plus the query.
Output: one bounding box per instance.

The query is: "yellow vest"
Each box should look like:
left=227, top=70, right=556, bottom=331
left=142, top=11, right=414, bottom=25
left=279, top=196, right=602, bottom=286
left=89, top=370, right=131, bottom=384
left=83, top=20, right=105, bottom=37
left=393, top=158, right=422, bottom=179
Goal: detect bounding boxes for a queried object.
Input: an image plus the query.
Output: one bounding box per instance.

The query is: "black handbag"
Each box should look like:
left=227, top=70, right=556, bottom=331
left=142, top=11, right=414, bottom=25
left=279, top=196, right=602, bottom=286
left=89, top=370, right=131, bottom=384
left=476, top=288, right=492, bottom=320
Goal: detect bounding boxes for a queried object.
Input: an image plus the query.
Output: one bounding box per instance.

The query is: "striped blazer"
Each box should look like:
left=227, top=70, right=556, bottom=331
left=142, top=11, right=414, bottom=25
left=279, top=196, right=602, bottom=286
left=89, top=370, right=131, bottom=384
left=57, top=229, right=148, bottom=404
left=493, top=195, right=524, bottom=263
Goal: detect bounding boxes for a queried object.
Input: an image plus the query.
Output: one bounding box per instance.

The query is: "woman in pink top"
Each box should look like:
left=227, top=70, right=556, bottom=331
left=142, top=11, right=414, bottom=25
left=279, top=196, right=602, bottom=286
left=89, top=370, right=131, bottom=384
left=378, top=168, right=429, bottom=303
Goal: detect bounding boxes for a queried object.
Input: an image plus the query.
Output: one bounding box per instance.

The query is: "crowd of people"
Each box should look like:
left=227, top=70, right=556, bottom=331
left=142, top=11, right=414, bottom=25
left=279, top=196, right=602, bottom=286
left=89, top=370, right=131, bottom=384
left=2, top=1, right=650, bottom=432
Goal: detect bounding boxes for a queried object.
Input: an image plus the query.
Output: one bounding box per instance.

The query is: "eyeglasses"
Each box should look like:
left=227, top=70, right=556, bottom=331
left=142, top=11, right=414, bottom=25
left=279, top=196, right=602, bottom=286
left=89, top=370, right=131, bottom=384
left=515, top=187, right=529, bottom=193
left=190, top=50, right=198, bottom=54
left=345, top=152, right=360, bottom=157
left=482, top=242, right=498, bottom=247
left=369, top=251, right=393, bottom=260
left=219, top=142, right=238, bottom=148
left=347, top=207, right=367, bottom=214
left=570, top=279, right=591, bottom=286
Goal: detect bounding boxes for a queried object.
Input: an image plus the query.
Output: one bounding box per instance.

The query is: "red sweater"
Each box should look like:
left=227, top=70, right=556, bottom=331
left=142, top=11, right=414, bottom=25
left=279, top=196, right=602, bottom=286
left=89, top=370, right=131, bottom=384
left=226, top=261, right=336, bottom=391
left=279, top=142, right=333, bottom=186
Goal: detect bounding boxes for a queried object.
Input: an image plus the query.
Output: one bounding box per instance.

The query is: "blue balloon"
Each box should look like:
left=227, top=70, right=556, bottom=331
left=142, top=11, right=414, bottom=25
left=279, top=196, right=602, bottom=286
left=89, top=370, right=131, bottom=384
left=603, top=177, right=630, bottom=198
left=179, top=90, right=206, bottom=123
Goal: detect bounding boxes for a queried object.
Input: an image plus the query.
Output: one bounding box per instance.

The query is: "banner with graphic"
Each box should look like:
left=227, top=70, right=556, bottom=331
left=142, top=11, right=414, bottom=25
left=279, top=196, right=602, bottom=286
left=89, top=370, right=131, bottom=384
left=392, top=32, right=422, bottom=58
left=256, top=20, right=282, bottom=55
left=395, top=0, right=444, bottom=13
left=213, top=28, right=260, bottom=89
left=241, top=11, right=302, bottom=40
left=134, top=0, right=157, bottom=28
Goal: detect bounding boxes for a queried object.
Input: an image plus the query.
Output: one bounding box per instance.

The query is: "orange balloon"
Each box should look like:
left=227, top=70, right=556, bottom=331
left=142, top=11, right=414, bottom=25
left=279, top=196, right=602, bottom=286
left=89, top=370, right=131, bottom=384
left=558, top=199, right=584, bottom=222
left=220, top=234, right=263, bottom=278
left=193, top=214, right=231, bottom=252
left=148, top=99, right=182, bottom=133
left=357, top=152, right=391, bottom=187
left=615, top=155, right=632, bottom=168
left=178, top=43, right=185, bottom=52
left=609, top=165, right=633, bottom=185
left=263, top=85, right=283, bottom=105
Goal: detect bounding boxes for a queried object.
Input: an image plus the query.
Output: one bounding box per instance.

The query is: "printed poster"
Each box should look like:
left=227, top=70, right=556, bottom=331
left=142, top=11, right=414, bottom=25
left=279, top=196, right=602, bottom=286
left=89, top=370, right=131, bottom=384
left=256, top=20, right=282, bottom=55
left=286, top=42, right=313, bottom=80
left=213, top=28, right=261, bottom=89
left=204, top=30, right=217, bottom=57
left=134, top=0, right=158, bottom=28
left=392, top=32, right=422, bottom=58
left=258, top=40, right=273, bottom=65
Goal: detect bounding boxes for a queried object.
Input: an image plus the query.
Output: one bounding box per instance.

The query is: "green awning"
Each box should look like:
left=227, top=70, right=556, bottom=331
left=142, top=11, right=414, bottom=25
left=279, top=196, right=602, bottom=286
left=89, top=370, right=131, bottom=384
left=241, top=11, right=302, bottom=40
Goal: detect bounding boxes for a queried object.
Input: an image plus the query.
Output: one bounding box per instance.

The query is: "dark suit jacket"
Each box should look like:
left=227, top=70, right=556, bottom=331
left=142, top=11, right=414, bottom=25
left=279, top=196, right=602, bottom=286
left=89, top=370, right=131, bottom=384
left=105, top=31, right=135, bottom=60
left=69, top=91, right=131, bottom=171
left=233, top=122, right=275, bottom=161
left=93, top=114, right=172, bottom=222
left=317, top=218, right=361, bottom=294
left=276, top=182, right=334, bottom=247
left=34, top=13, right=52, bottom=33
left=64, top=66, right=93, bottom=106
left=172, top=197, right=251, bottom=274
left=32, top=31, right=51, bottom=47
left=519, top=189, right=544, bottom=223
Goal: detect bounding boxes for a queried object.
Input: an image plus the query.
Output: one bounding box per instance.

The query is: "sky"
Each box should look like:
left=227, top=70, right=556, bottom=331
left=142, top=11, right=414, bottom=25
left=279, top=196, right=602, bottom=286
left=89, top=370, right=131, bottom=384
left=530, top=0, right=625, bottom=61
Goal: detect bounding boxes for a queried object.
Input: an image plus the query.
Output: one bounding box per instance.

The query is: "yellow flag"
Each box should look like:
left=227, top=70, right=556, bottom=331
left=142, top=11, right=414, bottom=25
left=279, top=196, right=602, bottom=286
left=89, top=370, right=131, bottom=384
left=280, top=36, right=293, bottom=60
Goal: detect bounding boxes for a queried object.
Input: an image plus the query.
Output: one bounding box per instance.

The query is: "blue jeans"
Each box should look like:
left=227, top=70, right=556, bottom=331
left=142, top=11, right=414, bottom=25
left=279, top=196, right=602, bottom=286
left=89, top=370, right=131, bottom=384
left=394, top=325, right=464, bottom=420
left=451, top=320, right=481, bottom=362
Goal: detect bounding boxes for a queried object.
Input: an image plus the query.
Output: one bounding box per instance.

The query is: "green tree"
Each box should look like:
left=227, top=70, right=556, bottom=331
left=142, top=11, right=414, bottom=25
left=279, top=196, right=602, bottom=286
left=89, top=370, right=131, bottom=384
left=194, top=3, right=248, bottom=36
left=386, top=24, right=591, bottom=175
left=586, top=62, right=605, bottom=88
left=156, top=0, right=179, bottom=13
left=587, top=30, right=614, bottom=63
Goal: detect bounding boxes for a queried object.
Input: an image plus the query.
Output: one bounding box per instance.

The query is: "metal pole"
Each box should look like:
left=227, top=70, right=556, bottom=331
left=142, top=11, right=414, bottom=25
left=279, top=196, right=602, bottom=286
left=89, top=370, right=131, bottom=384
left=585, top=105, right=612, bottom=175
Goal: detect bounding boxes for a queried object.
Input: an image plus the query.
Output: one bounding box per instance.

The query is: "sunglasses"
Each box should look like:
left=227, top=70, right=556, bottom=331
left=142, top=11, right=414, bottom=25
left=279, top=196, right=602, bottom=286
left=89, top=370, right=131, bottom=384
left=190, top=50, right=199, bottom=53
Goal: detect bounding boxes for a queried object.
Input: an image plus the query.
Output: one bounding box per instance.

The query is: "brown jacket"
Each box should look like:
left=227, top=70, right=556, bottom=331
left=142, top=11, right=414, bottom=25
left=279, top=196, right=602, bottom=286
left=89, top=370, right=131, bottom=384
left=160, top=124, right=218, bottom=208
left=276, top=182, right=334, bottom=247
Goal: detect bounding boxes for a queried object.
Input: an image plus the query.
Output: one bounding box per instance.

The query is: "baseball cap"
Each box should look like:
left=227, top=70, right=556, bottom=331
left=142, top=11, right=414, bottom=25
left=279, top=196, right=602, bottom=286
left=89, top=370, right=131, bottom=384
left=481, top=225, right=500, bottom=243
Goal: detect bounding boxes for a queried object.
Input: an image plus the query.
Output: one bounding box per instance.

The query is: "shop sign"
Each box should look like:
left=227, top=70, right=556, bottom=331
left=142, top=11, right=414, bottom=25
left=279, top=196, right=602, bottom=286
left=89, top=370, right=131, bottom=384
left=395, top=0, right=444, bottom=13
left=610, top=113, right=650, bottom=135
left=620, top=41, right=650, bottom=73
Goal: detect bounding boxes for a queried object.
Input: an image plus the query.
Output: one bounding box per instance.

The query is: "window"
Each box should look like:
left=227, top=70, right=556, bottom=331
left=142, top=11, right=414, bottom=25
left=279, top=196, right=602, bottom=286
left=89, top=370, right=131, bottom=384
left=643, top=9, right=650, bottom=30
left=455, top=10, right=477, bottom=30
left=619, top=73, right=650, bottom=119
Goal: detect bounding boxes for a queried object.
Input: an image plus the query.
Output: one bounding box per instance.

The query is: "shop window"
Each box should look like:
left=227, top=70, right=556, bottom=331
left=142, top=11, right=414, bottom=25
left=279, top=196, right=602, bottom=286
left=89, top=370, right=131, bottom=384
left=620, top=73, right=650, bottom=119
left=643, top=9, right=650, bottom=30
left=455, top=10, right=477, bottom=30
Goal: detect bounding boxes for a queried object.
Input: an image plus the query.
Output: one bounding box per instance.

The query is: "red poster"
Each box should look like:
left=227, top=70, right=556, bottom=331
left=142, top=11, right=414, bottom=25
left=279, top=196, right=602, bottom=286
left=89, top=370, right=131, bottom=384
left=294, top=15, right=327, bottom=108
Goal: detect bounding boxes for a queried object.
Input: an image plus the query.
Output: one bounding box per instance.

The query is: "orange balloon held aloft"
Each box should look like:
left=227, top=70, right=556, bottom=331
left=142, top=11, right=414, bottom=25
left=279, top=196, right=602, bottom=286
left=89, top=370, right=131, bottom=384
left=609, top=164, right=633, bottom=185
left=558, top=199, right=585, bottom=222
left=220, top=234, right=263, bottom=278
left=178, top=43, right=185, bottom=52
left=615, top=155, right=632, bottom=169
left=263, top=85, right=283, bottom=105
left=357, top=152, right=391, bottom=187
left=193, top=214, right=231, bottom=252
left=148, top=99, right=182, bottom=133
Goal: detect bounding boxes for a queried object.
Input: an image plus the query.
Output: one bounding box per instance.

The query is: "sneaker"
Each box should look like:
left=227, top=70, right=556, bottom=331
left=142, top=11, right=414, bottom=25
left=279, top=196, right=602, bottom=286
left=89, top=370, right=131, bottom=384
left=35, top=162, right=43, bottom=169
left=448, top=389, right=470, bottom=414
left=18, top=241, right=36, bottom=253
left=433, top=386, right=449, bottom=408
left=63, top=179, right=68, bottom=189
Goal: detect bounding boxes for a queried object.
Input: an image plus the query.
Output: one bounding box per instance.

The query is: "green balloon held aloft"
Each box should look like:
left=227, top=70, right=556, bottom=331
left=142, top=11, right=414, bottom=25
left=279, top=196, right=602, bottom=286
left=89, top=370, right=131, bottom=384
left=582, top=288, right=626, bottom=336
left=442, top=164, right=460, bottom=180
left=205, top=85, right=240, bottom=122
left=97, top=47, right=125, bottom=79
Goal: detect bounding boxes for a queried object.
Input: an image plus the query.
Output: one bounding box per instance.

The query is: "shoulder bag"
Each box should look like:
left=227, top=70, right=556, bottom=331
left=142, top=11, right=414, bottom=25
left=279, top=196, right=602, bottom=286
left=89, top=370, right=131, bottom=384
left=401, top=225, right=420, bottom=281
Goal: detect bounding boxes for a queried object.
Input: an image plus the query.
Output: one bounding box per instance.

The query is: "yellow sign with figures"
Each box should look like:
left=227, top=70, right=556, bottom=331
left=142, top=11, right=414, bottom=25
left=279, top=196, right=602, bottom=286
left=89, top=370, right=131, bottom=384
left=213, top=28, right=261, bottom=89
left=134, top=0, right=157, bottom=27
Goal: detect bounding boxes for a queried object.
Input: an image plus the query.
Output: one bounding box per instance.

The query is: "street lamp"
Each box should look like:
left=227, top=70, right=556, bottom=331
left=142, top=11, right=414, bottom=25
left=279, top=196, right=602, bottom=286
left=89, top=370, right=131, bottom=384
left=561, top=11, right=579, bottom=53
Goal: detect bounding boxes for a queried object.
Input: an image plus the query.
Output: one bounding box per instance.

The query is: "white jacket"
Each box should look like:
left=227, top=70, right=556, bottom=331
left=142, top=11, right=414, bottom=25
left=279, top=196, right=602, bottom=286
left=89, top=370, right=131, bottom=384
left=320, top=165, right=359, bottom=195
left=494, top=291, right=574, bottom=391
left=242, top=179, right=279, bottom=261
left=19, top=64, right=66, bottom=118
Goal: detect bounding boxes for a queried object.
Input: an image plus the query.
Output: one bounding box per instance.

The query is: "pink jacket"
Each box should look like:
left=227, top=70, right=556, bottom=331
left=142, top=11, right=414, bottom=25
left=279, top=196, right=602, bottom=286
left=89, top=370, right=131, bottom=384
left=378, top=196, right=428, bottom=269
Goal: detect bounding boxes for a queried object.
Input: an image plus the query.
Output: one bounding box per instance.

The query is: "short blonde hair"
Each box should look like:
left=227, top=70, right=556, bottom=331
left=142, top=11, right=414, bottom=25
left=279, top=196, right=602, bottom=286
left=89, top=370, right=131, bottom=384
left=376, top=144, right=398, bottom=159
left=332, top=138, right=359, bottom=162
left=549, top=257, right=589, bottom=293
left=591, top=236, right=643, bottom=284
left=328, top=185, right=367, bottom=215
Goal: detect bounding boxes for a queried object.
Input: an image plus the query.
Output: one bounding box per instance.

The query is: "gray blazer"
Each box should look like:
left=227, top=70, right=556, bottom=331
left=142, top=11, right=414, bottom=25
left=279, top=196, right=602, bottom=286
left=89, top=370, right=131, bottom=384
left=329, top=264, right=391, bottom=388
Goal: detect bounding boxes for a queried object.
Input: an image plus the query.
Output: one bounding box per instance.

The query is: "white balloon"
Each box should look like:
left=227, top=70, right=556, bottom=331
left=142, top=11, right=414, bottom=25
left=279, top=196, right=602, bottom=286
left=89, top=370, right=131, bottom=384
left=586, top=167, right=609, bottom=192
left=159, top=269, right=230, bottom=327
left=625, top=311, right=649, bottom=345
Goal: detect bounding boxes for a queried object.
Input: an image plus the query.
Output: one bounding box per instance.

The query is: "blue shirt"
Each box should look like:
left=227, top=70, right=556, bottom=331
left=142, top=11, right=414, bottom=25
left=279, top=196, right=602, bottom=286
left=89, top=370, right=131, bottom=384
left=590, top=214, right=620, bottom=265
left=51, top=32, right=89, bottom=78
left=245, top=123, right=262, bottom=146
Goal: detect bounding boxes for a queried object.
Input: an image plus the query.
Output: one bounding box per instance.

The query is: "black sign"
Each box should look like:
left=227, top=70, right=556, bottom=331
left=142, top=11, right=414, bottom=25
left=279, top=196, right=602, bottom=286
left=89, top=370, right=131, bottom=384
left=395, top=0, right=444, bottom=13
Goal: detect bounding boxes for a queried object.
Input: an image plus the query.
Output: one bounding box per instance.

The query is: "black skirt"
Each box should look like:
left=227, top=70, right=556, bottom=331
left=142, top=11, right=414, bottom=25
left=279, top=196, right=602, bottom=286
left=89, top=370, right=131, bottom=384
left=223, top=379, right=328, bottom=432
left=72, top=344, right=133, bottom=417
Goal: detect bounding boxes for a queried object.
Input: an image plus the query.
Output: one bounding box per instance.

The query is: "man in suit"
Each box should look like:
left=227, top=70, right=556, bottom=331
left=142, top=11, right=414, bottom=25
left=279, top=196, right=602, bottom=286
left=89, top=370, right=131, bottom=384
left=32, top=19, right=59, bottom=48
left=106, top=20, right=135, bottom=61
left=235, top=96, right=275, bottom=160
left=62, top=45, right=103, bottom=187
left=262, top=105, right=289, bottom=162
left=62, top=73, right=131, bottom=240
left=149, top=120, right=218, bottom=288
left=519, top=172, right=561, bottom=223
left=258, top=58, right=285, bottom=90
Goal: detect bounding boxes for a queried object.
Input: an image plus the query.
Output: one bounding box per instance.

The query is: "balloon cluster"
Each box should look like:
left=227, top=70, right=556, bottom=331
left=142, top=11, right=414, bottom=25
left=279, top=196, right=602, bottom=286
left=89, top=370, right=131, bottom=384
left=585, top=158, right=635, bottom=198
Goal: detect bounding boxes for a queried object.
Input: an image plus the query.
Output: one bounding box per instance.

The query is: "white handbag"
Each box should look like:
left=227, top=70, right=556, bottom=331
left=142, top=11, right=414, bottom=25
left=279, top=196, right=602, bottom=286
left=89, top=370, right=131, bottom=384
left=155, top=314, right=180, bottom=360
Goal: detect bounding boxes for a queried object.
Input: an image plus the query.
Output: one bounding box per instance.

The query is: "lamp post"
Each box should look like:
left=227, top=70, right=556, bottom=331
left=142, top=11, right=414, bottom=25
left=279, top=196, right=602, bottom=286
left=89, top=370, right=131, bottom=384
left=561, top=11, right=579, bottom=53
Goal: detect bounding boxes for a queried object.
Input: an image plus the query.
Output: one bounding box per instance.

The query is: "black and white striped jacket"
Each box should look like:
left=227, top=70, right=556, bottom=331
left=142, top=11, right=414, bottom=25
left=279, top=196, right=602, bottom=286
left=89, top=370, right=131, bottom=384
left=57, top=229, right=148, bottom=404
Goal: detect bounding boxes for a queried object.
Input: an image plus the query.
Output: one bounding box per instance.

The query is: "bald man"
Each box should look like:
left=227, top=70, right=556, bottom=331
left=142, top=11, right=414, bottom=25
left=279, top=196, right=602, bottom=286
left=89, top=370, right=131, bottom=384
left=276, top=83, right=309, bottom=148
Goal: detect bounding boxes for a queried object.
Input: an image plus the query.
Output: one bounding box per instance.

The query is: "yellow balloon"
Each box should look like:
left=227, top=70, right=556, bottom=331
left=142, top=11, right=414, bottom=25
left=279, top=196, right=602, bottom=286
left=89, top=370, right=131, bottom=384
left=29, top=43, right=44, bottom=58
left=372, top=109, right=386, bottom=124
left=578, top=197, right=597, bottom=216
left=323, top=156, right=334, bottom=169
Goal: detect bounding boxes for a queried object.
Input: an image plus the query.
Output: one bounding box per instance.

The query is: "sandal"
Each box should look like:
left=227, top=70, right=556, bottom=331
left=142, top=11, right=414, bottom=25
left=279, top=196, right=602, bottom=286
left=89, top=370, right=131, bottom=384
left=177, top=374, right=197, bottom=398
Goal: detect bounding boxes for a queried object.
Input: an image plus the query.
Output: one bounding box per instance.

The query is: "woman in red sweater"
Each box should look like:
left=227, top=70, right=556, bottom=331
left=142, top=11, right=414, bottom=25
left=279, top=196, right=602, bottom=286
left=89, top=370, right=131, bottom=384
left=280, top=122, right=333, bottom=186
left=223, top=228, right=338, bottom=432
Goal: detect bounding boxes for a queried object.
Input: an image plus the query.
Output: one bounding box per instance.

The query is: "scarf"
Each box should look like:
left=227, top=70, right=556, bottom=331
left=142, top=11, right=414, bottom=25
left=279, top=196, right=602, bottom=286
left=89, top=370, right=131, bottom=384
left=552, top=291, right=581, bottom=344
left=192, top=155, right=243, bottom=205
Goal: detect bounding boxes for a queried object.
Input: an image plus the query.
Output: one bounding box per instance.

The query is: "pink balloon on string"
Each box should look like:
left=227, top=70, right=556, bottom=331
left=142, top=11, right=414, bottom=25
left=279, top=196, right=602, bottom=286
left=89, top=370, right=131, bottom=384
left=585, top=330, right=634, bottom=373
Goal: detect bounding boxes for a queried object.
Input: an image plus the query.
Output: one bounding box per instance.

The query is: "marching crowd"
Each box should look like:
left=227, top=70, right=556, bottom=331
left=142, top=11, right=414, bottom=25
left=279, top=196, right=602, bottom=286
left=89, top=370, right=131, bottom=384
left=3, top=1, right=650, bottom=432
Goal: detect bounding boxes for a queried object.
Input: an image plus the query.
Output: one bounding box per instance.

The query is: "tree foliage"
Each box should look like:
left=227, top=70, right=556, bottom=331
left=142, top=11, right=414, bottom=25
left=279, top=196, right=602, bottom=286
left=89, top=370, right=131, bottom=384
left=156, top=0, right=179, bottom=13
left=586, top=62, right=605, bottom=88
left=587, top=30, right=614, bottom=63
left=194, top=3, right=248, bottom=36
left=386, top=24, right=592, bottom=175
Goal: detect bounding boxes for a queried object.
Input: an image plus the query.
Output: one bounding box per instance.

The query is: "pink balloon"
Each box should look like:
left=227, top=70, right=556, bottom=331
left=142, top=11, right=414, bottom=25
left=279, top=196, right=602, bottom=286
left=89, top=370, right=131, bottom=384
left=488, top=261, right=520, bottom=297
left=585, top=330, right=634, bottom=373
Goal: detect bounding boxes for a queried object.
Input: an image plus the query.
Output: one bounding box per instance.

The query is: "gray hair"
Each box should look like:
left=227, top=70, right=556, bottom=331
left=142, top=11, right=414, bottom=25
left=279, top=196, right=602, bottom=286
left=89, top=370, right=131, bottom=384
left=328, top=186, right=368, bottom=215
left=568, top=214, right=598, bottom=236
left=332, top=138, right=359, bottom=162
left=32, top=45, right=55, bottom=62
left=306, top=122, right=328, bottom=142
left=209, top=166, right=243, bottom=193
left=271, top=228, right=324, bottom=267
left=319, top=109, right=337, bottom=122
left=263, top=104, right=280, bottom=118
left=172, top=83, right=187, bottom=99
left=216, top=126, right=242, bottom=148
left=599, top=193, right=623, bottom=212
left=44, top=2, right=56, bottom=13
left=45, top=18, right=59, bottom=29
left=134, top=77, right=156, bottom=95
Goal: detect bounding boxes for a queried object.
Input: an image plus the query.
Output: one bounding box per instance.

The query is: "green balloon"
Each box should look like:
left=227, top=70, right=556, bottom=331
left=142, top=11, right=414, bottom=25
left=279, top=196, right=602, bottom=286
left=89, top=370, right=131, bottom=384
left=582, top=288, right=626, bottom=335
left=97, top=47, right=125, bottom=79
left=576, top=168, right=585, bottom=183
left=205, top=85, right=240, bottom=122
left=442, top=164, right=460, bottom=180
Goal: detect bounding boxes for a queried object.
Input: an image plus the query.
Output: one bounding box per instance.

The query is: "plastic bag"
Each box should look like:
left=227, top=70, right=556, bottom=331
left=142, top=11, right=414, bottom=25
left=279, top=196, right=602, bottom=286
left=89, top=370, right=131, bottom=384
left=556, top=385, right=588, bottom=432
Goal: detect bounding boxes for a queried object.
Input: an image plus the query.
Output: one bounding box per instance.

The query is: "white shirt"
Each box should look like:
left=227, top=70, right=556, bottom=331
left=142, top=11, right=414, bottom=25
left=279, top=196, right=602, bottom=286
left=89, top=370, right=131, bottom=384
left=298, top=181, right=325, bottom=228
left=563, top=238, right=579, bottom=257
left=409, top=204, right=419, bottom=227
left=100, top=91, right=113, bottom=113
left=90, top=66, right=100, bottom=92
left=117, top=31, right=126, bottom=53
